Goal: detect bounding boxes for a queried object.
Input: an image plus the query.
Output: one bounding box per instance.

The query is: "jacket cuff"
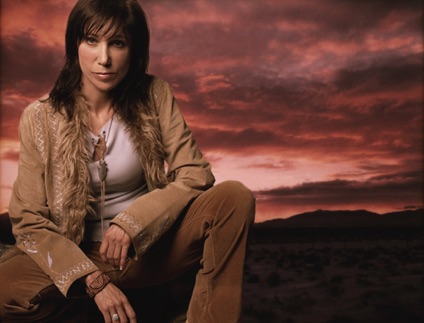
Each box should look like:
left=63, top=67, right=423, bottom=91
left=52, top=260, right=98, bottom=296
left=111, top=211, right=170, bottom=258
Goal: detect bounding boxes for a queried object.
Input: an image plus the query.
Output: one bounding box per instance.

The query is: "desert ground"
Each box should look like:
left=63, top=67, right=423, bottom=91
left=1, top=212, right=423, bottom=322
left=242, top=228, right=423, bottom=322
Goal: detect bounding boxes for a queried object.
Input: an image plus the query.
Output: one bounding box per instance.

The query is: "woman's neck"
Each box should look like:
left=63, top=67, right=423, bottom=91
left=82, top=90, right=112, bottom=113
left=82, top=93, right=115, bottom=134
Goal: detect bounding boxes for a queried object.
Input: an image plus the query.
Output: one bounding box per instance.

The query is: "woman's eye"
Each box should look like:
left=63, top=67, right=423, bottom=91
left=112, top=40, right=126, bottom=48
left=85, top=37, right=97, bottom=45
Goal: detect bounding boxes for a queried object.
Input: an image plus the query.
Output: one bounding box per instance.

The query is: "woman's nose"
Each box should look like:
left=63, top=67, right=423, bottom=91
left=97, top=43, right=111, bottom=66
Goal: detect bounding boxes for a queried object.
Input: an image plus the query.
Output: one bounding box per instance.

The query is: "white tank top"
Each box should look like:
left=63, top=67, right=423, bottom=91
left=85, top=115, right=149, bottom=241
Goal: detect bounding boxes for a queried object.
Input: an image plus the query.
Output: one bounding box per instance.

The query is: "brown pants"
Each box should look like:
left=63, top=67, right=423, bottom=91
left=0, top=181, right=255, bottom=322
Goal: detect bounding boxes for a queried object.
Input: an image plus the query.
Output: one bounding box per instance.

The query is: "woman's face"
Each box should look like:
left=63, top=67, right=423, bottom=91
left=78, top=24, right=131, bottom=98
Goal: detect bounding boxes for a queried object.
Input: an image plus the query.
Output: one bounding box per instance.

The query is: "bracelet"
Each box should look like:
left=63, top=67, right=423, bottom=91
left=86, top=273, right=111, bottom=298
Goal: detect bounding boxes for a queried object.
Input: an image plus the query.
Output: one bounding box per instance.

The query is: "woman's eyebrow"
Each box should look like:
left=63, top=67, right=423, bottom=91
left=110, top=33, right=126, bottom=39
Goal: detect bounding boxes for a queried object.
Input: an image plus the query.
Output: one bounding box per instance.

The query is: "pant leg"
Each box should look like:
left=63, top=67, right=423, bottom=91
left=0, top=246, right=91, bottom=323
left=110, top=180, right=255, bottom=322
left=84, top=180, right=255, bottom=322
left=183, top=180, right=255, bottom=323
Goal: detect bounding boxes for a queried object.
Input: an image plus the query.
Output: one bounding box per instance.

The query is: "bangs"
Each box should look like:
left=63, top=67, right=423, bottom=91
left=82, top=14, right=128, bottom=39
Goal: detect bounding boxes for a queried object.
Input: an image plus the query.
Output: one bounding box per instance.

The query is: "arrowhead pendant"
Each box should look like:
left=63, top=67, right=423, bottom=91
left=98, top=159, right=108, bottom=182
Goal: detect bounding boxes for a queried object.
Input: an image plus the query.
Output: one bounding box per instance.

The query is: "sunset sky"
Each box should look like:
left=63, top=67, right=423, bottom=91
left=0, top=0, right=423, bottom=222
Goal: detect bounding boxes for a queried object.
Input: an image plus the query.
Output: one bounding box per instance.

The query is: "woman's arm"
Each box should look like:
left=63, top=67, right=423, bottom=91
left=110, top=78, right=215, bottom=258
left=9, top=103, right=99, bottom=296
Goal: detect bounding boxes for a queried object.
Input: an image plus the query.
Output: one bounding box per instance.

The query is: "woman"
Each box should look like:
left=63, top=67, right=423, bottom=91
left=0, top=0, right=255, bottom=322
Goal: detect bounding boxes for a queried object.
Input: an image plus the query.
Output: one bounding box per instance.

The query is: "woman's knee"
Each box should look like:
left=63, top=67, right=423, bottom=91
left=212, top=180, right=256, bottom=224
left=0, top=275, right=82, bottom=322
left=0, top=248, right=57, bottom=317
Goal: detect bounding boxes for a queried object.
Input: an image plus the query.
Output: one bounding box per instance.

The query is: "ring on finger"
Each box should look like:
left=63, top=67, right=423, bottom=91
left=112, top=313, right=119, bottom=321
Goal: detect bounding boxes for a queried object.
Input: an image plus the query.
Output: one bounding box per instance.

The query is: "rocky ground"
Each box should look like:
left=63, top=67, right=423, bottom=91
left=242, top=230, right=423, bottom=322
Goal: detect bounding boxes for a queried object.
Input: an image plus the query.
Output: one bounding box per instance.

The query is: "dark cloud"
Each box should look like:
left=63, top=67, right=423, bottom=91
left=0, top=0, right=422, bottom=218
left=190, top=127, right=281, bottom=153
left=257, top=170, right=423, bottom=207
left=0, top=150, right=19, bottom=161
left=0, top=32, right=63, bottom=96
left=334, top=54, right=423, bottom=94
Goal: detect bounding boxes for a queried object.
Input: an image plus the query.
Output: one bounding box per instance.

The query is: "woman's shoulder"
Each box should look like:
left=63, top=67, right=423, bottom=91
left=149, top=75, right=173, bottom=96
left=22, top=94, right=51, bottom=114
left=19, top=94, right=55, bottom=126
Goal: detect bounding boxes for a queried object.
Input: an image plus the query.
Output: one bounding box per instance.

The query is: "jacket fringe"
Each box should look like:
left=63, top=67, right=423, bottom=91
left=57, top=98, right=95, bottom=243
left=55, top=83, right=169, bottom=243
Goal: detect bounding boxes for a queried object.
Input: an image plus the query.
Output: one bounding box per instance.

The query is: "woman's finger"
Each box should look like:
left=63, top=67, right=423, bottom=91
left=112, top=242, right=122, bottom=268
left=123, top=301, right=137, bottom=323
left=119, top=243, right=128, bottom=270
left=114, top=306, right=128, bottom=323
left=99, top=239, right=110, bottom=264
left=101, top=224, right=131, bottom=267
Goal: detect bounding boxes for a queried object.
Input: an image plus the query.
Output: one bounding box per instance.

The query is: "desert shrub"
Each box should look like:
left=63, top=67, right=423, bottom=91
left=358, top=260, right=376, bottom=270
left=363, top=247, right=383, bottom=260
left=377, top=255, right=393, bottom=265
left=361, top=289, right=387, bottom=302
left=402, top=283, right=417, bottom=292
left=326, top=313, right=358, bottom=323
left=272, top=296, right=282, bottom=305
left=303, top=252, right=321, bottom=264
left=329, top=275, right=344, bottom=284
left=309, top=263, right=324, bottom=273
left=243, top=262, right=250, bottom=272
left=355, top=273, right=374, bottom=286
left=320, top=253, right=332, bottom=266
left=338, top=253, right=359, bottom=267
left=288, top=251, right=306, bottom=264
left=307, top=273, right=320, bottom=281
left=408, top=266, right=423, bottom=275
left=266, top=271, right=282, bottom=287
left=253, top=255, right=265, bottom=262
left=245, top=305, right=277, bottom=321
left=246, top=273, right=260, bottom=284
left=276, top=255, right=285, bottom=268
left=384, top=262, right=401, bottom=275
left=283, top=291, right=315, bottom=314
left=372, top=301, right=423, bottom=322
left=259, top=296, right=269, bottom=303
left=326, top=284, right=345, bottom=297
left=254, top=308, right=277, bottom=321
left=401, top=251, right=424, bottom=265
left=378, top=275, right=391, bottom=286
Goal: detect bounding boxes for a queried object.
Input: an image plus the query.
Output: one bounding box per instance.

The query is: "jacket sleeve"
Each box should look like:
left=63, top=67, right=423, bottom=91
left=9, top=105, right=98, bottom=297
left=111, top=79, right=215, bottom=257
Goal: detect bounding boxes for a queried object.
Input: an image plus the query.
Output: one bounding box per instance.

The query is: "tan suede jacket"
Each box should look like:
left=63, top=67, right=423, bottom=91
left=9, top=77, right=215, bottom=296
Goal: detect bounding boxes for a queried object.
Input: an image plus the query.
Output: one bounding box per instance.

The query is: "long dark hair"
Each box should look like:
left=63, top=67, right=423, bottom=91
left=49, top=0, right=152, bottom=124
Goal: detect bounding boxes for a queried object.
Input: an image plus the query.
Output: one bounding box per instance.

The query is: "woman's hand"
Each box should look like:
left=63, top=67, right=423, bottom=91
left=85, top=271, right=136, bottom=322
left=94, top=281, right=137, bottom=323
left=100, top=224, right=132, bottom=270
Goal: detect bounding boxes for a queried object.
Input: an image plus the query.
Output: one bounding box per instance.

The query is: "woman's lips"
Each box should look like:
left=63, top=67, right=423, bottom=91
left=94, top=73, right=115, bottom=81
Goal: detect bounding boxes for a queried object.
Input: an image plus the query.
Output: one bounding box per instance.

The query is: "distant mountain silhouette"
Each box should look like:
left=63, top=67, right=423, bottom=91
left=1, top=209, right=423, bottom=245
left=255, top=208, right=424, bottom=229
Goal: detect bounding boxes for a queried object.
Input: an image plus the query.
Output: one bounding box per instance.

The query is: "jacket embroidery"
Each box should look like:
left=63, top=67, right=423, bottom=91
left=33, top=102, right=47, bottom=163
left=49, top=110, right=65, bottom=223
left=115, top=211, right=142, bottom=233
left=19, top=233, right=37, bottom=254
left=133, top=216, right=169, bottom=255
left=53, top=260, right=96, bottom=294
